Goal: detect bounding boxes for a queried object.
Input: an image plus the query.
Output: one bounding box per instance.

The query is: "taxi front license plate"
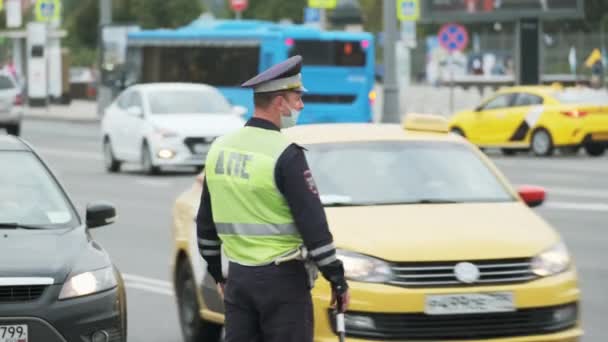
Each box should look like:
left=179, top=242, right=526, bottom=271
left=0, top=325, right=28, bottom=342
left=425, top=292, right=515, bottom=315
left=192, top=143, right=209, bottom=154
left=591, top=132, right=608, bottom=141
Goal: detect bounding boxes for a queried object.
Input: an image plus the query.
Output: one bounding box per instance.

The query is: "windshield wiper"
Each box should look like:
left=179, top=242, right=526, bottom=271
left=0, top=222, right=48, bottom=230
left=323, top=202, right=368, bottom=207
left=407, top=199, right=461, bottom=204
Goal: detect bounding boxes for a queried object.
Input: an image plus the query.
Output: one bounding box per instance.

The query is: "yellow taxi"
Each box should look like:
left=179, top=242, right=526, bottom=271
left=449, top=85, right=608, bottom=156
left=171, top=116, right=581, bottom=342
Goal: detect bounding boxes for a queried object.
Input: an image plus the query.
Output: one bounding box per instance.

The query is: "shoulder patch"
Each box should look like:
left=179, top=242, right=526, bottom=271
left=303, top=169, right=319, bottom=195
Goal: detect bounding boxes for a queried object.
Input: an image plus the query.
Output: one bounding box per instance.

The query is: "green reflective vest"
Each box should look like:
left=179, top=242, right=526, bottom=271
left=205, top=126, right=303, bottom=266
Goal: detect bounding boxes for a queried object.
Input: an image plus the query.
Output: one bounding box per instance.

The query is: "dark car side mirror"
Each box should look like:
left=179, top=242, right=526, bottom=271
left=517, top=185, right=546, bottom=208
left=86, top=201, right=117, bottom=228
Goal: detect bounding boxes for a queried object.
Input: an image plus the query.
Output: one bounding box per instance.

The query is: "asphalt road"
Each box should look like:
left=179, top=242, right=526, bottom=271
left=15, top=119, right=608, bottom=342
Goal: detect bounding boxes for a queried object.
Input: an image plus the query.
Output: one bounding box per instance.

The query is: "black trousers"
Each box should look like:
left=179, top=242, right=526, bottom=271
left=224, top=260, right=314, bottom=342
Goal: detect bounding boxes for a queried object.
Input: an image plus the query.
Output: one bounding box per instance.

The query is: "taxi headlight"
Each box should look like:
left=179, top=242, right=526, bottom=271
left=337, top=250, right=393, bottom=283
left=531, top=242, right=571, bottom=277
left=59, top=266, right=117, bottom=300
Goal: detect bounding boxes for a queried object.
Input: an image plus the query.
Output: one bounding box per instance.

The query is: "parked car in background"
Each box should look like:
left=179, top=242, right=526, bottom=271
left=101, top=83, right=247, bottom=174
left=0, top=72, right=24, bottom=136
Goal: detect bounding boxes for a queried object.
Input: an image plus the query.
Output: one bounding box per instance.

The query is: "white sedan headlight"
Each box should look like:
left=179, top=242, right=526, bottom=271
left=337, top=250, right=393, bottom=283
left=59, top=266, right=117, bottom=300
left=531, top=242, right=571, bottom=277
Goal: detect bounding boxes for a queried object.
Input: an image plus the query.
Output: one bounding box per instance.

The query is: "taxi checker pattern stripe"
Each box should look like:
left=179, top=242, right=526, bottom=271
left=215, top=222, right=298, bottom=236
left=509, top=106, right=545, bottom=141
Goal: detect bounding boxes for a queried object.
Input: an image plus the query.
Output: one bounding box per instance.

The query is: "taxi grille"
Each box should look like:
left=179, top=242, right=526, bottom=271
left=0, top=285, right=47, bottom=302
left=388, top=258, right=537, bottom=287
left=331, top=303, right=578, bottom=340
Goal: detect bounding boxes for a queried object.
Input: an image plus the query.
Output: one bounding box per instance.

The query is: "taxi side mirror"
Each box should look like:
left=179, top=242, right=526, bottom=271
left=517, top=185, right=545, bottom=208
left=86, top=201, right=117, bottom=228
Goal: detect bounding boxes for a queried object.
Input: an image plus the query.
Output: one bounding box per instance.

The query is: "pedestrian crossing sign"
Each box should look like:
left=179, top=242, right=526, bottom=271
left=397, top=0, right=420, bottom=21
left=35, top=0, right=61, bottom=22
left=308, top=0, right=337, bottom=9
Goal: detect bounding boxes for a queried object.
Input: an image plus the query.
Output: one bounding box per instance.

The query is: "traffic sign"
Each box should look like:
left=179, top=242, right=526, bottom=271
left=308, top=0, right=337, bottom=9
left=397, top=0, right=420, bottom=21
left=35, top=0, right=61, bottom=22
left=438, top=23, right=469, bottom=53
left=230, top=0, right=248, bottom=12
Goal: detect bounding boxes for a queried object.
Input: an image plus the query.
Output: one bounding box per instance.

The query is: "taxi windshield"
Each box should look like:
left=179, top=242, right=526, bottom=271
left=0, top=151, right=79, bottom=228
left=148, top=89, right=232, bottom=115
left=305, top=141, right=515, bottom=206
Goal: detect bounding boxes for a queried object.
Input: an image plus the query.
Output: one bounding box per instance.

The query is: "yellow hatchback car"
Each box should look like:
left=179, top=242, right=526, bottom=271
left=449, top=85, right=608, bottom=156
left=171, top=118, right=581, bottom=342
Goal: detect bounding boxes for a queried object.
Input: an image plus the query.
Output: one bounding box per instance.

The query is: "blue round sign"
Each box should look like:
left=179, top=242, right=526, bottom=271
left=438, top=23, right=469, bottom=53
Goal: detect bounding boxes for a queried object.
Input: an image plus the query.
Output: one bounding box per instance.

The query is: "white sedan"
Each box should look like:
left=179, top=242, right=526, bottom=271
left=101, top=83, right=246, bottom=174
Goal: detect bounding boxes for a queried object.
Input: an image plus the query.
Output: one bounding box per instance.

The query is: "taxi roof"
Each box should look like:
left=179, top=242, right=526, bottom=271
left=284, top=123, right=464, bottom=145
left=0, top=135, right=29, bottom=151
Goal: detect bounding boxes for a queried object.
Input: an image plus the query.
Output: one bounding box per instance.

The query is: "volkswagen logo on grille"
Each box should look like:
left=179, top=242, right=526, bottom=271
left=454, top=262, right=480, bottom=284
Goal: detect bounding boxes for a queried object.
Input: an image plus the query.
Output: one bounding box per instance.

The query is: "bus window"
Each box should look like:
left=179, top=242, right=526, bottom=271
left=145, top=46, right=260, bottom=87
left=289, top=40, right=366, bottom=67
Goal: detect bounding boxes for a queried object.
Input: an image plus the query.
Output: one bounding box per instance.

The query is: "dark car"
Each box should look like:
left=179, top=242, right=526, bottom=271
left=0, top=135, right=127, bottom=342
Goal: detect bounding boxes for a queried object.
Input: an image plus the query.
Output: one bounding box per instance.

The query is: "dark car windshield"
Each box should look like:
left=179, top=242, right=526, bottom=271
left=0, top=151, right=79, bottom=228
left=305, top=141, right=515, bottom=206
left=148, top=89, right=232, bottom=115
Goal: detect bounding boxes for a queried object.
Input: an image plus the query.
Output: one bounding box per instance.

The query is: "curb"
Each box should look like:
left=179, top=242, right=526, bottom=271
left=23, top=114, right=100, bottom=124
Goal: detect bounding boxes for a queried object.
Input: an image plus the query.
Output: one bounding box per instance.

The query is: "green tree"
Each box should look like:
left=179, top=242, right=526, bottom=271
left=130, top=0, right=203, bottom=29
left=240, top=0, right=307, bottom=22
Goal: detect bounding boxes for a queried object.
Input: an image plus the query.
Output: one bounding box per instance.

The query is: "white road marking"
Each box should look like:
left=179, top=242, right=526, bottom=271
left=123, top=273, right=174, bottom=297
left=123, top=273, right=172, bottom=288
left=125, top=282, right=174, bottom=297
left=544, top=201, right=608, bottom=212
left=135, top=178, right=171, bottom=187
left=494, top=159, right=608, bottom=175
left=36, top=147, right=103, bottom=161
left=547, top=187, right=608, bottom=200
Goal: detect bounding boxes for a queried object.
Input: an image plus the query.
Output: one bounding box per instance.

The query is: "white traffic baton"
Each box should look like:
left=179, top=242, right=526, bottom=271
left=336, top=295, right=346, bottom=342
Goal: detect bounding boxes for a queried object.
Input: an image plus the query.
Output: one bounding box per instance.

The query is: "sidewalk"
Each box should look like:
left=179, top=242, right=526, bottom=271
left=24, top=100, right=100, bottom=123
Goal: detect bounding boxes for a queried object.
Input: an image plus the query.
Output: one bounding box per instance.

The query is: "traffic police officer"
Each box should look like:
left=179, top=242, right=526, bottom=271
left=196, top=55, right=350, bottom=342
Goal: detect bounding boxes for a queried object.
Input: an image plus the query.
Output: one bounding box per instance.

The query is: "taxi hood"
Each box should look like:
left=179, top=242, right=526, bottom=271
left=326, top=202, right=559, bottom=262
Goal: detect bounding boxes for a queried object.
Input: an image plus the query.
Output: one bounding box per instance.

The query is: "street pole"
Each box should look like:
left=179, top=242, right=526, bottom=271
left=449, top=52, right=454, bottom=115
left=97, top=0, right=112, bottom=117
left=382, top=0, right=400, bottom=123
left=319, top=8, right=326, bottom=30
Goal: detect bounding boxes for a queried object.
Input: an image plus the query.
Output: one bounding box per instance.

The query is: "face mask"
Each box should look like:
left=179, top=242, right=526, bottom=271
left=280, top=100, right=301, bottom=129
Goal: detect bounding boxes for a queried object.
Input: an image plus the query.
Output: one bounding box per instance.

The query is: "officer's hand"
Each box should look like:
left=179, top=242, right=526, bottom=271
left=330, top=287, right=350, bottom=313
left=217, top=283, right=225, bottom=299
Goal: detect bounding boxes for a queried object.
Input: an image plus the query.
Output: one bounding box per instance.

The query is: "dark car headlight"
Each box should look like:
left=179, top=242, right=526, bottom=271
left=59, top=266, right=117, bottom=300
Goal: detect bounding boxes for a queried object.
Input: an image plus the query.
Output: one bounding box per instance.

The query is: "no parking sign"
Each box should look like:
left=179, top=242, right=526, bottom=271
left=438, top=23, right=469, bottom=53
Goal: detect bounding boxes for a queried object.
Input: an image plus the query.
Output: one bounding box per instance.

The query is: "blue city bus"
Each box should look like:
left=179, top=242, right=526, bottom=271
left=125, top=19, right=375, bottom=124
